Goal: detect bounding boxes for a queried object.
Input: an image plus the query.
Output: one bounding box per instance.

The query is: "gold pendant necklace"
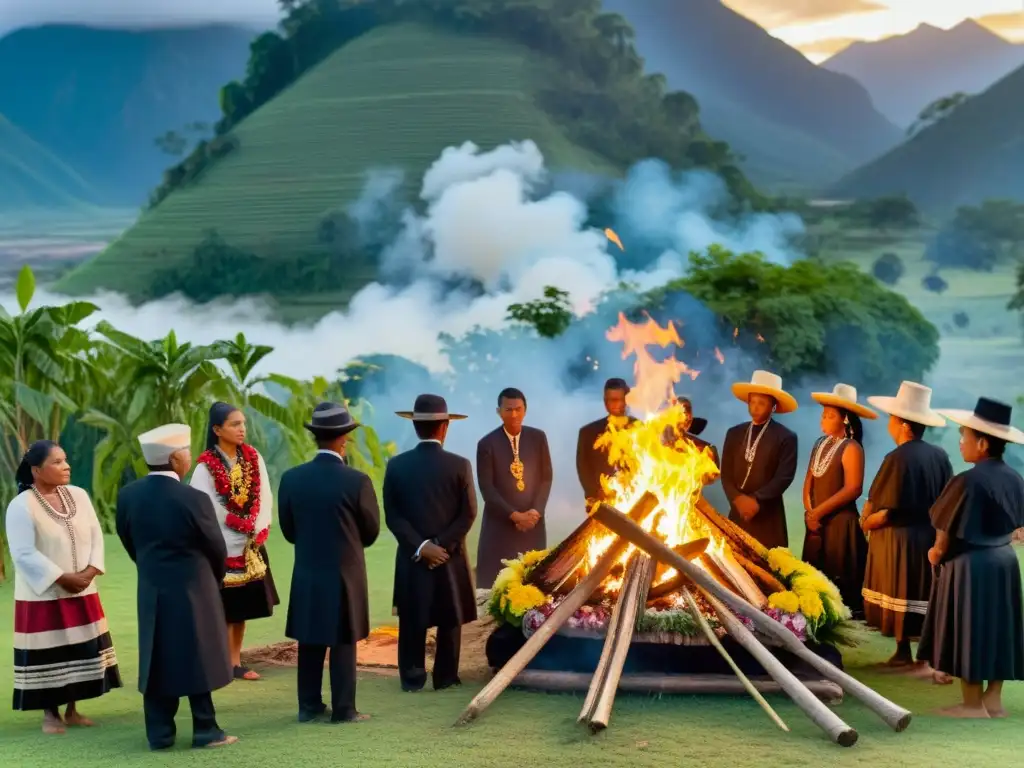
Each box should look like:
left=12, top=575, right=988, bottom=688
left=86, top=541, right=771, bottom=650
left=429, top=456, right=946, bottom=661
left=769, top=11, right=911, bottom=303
left=508, top=433, right=525, bottom=492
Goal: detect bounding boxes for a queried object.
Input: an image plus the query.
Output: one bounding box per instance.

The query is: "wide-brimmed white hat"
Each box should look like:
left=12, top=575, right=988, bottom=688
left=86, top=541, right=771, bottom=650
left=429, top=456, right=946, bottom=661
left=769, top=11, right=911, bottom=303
left=867, top=381, right=945, bottom=428
left=731, top=370, right=797, bottom=414
left=811, top=383, right=878, bottom=420
left=938, top=397, right=1024, bottom=445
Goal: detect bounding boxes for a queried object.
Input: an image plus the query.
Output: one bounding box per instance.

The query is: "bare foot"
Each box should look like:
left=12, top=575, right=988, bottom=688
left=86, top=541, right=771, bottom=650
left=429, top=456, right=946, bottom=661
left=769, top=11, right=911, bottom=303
left=932, top=671, right=954, bottom=686
left=42, top=715, right=66, bottom=735
left=936, top=704, right=990, bottom=719
left=64, top=712, right=95, bottom=727
left=203, top=735, right=239, bottom=748
left=982, top=694, right=1007, bottom=718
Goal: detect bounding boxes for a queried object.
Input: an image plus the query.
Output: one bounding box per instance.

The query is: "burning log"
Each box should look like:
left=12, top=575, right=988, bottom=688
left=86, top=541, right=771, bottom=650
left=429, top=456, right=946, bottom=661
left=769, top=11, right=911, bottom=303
left=646, top=538, right=710, bottom=601
left=580, top=552, right=655, bottom=732
left=733, top=551, right=786, bottom=595
left=693, top=496, right=770, bottom=565
left=699, top=552, right=738, bottom=593
left=680, top=586, right=789, bottom=733
left=711, top=546, right=768, bottom=609
left=526, top=491, right=659, bottom=595
left=454, top=495, right=655, bottom=727
left=702, top=589, right=857, bottom=746
left=591, top=503, right=914, bottom=735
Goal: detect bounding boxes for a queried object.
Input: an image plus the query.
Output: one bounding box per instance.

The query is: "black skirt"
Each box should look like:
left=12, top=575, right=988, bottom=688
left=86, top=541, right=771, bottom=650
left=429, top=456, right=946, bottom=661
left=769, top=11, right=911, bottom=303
left=220, top=545, right=281, bottom=624
left=802, top=510, right=867, bottom=615
left=917, top=545, right=1024, bottom=681
left=861, top=523, right=932, bottom=641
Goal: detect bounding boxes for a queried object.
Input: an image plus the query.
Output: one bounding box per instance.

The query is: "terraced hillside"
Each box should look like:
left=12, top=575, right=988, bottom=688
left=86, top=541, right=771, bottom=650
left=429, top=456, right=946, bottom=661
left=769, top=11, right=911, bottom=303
left=0, top=115, right=98, bottom=210
left=56, top=23, right=616, bottom=299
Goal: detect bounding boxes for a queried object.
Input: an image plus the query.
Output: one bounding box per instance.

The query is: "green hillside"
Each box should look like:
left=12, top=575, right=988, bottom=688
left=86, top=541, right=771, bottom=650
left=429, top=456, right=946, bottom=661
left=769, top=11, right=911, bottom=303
left=0, top=115, right=98, bottom=210
left=55, top=23, right=617, bottom=300
left=828, top=63, right=1024, bottom=212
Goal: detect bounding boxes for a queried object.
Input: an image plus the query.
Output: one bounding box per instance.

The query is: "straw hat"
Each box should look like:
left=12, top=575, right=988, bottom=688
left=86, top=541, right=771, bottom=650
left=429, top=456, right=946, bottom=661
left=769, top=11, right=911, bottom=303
left=866, top=381, right=946, bottom=428
left=731, top=370, right=798, bottom=414
left=937, top=397, right=1024, bottom=445
left=811, top=383, right=878, bottom=420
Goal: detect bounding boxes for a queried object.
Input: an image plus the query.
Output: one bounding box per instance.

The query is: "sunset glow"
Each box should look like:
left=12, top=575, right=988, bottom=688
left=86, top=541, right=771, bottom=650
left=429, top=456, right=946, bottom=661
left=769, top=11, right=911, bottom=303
left=725, top=2, right=1024, bottom=63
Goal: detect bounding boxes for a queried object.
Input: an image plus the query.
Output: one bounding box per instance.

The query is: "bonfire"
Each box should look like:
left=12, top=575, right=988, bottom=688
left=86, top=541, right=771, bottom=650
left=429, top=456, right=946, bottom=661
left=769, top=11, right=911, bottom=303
left=457, top=314, right=913, bottom=747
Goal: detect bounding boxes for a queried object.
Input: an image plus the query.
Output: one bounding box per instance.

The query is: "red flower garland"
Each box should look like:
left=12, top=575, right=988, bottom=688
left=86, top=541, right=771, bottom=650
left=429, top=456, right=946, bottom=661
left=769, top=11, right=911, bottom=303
left=198, top=443, right=263, bottom=538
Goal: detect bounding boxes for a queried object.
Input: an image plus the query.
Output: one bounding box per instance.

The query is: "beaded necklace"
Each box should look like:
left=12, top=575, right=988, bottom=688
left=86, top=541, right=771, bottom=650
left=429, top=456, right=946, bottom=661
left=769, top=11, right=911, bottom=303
left=811, top=436, right=846, bottom=478
left=31, top=485, right=79, bottom=572
left=739, top=418, right=770, bottom=490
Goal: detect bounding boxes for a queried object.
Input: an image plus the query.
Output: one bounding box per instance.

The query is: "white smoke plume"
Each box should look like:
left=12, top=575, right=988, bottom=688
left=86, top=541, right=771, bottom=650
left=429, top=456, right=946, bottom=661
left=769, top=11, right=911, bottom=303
left=8, top=141, right=817, bottom=529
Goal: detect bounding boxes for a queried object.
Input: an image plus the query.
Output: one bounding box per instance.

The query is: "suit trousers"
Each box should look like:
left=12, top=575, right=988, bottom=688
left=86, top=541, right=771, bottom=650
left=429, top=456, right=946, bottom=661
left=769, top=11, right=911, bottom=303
left=296, top=642, right=357, bottom=721
left=143, top=690, right=224, bottom=749
left=397, top=623, right=461, bottom=691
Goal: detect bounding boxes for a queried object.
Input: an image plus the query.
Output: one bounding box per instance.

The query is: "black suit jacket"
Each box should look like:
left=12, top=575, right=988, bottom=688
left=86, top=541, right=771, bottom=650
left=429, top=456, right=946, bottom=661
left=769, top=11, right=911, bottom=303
left=383, top=441, right=477, bottom=629
left=279, top=452, right=381, bottom=646
left=475, top=425, right=552, bottom=588
left=576, top=415, right=638, bottom=504
left=115, top=474, right=232, bottom=697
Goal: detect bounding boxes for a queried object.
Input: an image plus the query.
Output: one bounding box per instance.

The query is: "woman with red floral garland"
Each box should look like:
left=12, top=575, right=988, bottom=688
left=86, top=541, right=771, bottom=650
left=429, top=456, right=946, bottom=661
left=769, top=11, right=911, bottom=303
left=190, top=402, right=279, bottom=681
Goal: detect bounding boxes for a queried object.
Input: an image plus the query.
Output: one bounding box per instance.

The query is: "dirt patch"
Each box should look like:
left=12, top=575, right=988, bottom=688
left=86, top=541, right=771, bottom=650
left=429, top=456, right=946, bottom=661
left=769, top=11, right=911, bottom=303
left=242, top=618, right=497, bottom=682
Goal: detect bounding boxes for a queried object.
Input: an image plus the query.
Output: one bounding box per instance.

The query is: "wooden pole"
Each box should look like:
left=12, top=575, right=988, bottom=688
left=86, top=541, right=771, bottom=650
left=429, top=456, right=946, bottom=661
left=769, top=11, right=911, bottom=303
left=680, top=587, right=789, bottom=732
left=702, top=588, right=856, bottom=746
left=588, top=554, right=654, bottom=732
left=578, top=557, right=636, bottom=723
left=454, top=494, right=658, bottom=727
left=591, top=503, right=913, bottom=733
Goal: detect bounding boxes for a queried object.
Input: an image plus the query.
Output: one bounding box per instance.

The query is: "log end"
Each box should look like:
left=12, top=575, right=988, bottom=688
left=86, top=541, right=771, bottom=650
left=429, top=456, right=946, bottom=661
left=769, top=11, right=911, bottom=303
left=892, top=711, right=912, bottom=732
left=588, top=721, right=608, bottom=735
left=453, top=711, right=476, bottom=727
left=836, top=728, right=859, bottom=748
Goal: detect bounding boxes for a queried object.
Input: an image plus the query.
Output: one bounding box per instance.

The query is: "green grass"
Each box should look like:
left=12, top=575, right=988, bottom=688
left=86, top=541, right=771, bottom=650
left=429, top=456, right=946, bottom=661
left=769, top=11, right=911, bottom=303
left=5, top=498, right=1024, bottom=767
left=0, top=115, right=100, bottom=211
left=54, top=23, right=618, bottom=300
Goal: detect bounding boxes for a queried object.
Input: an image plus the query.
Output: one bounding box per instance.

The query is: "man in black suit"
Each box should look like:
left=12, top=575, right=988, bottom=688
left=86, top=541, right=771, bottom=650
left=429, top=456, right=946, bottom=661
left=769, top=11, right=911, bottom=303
left=384, top=393, right=477, bottom=692
left=476, top=387, right=553, bottom=589
left=576, top=378, right=637, bottom=508
left=115, top=423, right=236, bottom=750
left=278, top=402, right=380, bottom=723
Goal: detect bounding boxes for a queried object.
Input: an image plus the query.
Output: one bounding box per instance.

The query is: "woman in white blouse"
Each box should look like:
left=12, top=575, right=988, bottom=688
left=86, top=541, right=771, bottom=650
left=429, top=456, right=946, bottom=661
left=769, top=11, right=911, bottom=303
left=6, top=440, right=122, bottom=733
left=190, top=402, right=278, bottom=682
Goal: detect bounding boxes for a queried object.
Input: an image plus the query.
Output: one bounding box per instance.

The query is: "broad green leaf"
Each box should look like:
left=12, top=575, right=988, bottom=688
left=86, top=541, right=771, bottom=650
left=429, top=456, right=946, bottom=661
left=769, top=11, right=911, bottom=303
left=15, top=265, right=35, bottom=313
left=249, top=392, right=292, bottom=426
left=14, top=382, right=55, bottom=431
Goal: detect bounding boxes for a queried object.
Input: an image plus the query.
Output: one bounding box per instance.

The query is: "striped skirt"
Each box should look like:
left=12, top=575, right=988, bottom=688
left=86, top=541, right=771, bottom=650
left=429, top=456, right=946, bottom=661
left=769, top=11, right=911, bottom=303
left=13, top=592, right=123, bottom=711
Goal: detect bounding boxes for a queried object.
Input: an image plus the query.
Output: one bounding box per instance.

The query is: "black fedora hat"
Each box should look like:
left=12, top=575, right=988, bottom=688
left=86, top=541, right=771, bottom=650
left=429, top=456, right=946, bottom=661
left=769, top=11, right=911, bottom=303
left=396, top=393, right=467, bottom=421
left=938, top=397, right=1024, bottom=445
left=304, top=401, right=360, bottom=435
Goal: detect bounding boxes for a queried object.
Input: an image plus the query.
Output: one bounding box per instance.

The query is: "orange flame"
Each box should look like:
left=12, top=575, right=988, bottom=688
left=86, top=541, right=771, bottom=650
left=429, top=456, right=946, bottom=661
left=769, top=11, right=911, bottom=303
left=604, top=228, right=625, bottom=251
left=714, top=346, right=725, bottom=364
left=588, top=314, right=722, bottom=592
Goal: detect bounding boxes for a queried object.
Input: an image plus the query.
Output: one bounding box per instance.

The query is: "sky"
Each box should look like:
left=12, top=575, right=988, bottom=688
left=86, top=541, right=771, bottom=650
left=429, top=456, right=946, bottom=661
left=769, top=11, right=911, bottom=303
left=0, top=1, right=1022, bottom=63
left=725, top=1, right=1024, bottom=62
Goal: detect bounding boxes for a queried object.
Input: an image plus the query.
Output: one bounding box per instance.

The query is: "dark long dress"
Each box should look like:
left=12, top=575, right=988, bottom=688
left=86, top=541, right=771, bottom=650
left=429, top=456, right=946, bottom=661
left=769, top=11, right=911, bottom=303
left=475, top=426, right=553, bottom=588
left=576, top=415, right=638, bottom=506
left=801, top=438, right=867, bottom=613
left=721, top=419, right=798, bottom=550
left=861, top=439, right=952, bottom=641
left=917, top=460, right=1024, bottom=681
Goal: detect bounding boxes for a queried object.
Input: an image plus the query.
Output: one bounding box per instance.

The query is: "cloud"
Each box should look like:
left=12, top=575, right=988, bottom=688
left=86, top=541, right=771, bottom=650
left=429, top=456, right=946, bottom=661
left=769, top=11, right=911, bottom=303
left=0, top=0, right=280, bottom=35
left=724, top=0, right=885, bottom=29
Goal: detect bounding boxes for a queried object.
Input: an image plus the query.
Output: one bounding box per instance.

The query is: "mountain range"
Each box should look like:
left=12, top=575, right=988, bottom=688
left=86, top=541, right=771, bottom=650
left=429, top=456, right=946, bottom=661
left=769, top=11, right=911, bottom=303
left=829, top=61, right=1024, bottom=212
left=602, top=0, right=902, bottom=188
left=823, top=19, right=1024, bottom=128
left=0, top=24, right=258, bottom=205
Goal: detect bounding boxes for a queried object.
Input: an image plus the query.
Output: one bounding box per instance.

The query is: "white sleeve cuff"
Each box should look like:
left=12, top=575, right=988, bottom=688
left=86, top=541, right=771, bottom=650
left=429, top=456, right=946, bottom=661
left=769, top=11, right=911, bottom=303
left=414, top=539, right=430, bottom=560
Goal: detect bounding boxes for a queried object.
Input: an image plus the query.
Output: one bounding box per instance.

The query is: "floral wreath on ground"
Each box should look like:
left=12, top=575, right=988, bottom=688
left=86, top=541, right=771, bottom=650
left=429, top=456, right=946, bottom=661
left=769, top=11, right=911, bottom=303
left=488, top=545, right=856, bottom=647
left=197, top=443, right=266, bottom=570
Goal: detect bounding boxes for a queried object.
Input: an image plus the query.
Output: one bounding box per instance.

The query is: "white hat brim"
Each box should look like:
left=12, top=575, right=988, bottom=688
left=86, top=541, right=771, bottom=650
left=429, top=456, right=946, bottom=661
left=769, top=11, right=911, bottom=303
left=936, top=409, right=1024, bottom=445
left=811, top=393, right=878, bottom=420
left=866, top=395, right=946, bottom=428
left=731, top=383, right=798, bottom=414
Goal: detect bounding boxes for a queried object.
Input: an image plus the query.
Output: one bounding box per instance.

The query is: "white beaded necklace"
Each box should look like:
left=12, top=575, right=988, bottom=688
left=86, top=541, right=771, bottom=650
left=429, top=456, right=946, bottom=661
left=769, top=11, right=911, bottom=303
left=31, top=485, right=80, bottom=572
left=739, top=418, right=771, bottom=489
left=811, top=436, right=846, bottom=478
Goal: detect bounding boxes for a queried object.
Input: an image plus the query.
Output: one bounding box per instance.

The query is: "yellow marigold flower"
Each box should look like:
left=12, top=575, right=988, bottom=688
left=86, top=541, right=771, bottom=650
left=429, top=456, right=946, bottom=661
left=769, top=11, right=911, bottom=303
left=798, top=590, right=825, bottom=620
left=767, top=590, right=800, bottom=614
left=505, top=583, right=546, bottom=617
left=767, top=548, right=799, bottom=578
left=520, top=549, right=549, bottom=568
left=491, top=566, right=520, bottom=596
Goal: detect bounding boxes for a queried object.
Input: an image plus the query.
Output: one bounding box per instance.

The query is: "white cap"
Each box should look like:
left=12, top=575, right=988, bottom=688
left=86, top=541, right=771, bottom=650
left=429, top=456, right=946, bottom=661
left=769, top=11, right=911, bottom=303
left=138, top=423, right=192, bottom=465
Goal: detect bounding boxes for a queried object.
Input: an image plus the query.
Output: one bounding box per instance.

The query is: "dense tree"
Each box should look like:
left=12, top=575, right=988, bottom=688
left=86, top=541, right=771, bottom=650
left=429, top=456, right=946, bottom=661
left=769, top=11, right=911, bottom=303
left=922, top=273, right=949, bottom=294
left=0, top=268, right=391, bottom=572
left=928, top=199, right=1024, bottom=272
left=507, top=287, right=573, bottom=339
left=908, top=92, right=971, bottom=137
left=872, top=252, right=904, bottom=285
left=864, top=195, right=919, bottom=230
